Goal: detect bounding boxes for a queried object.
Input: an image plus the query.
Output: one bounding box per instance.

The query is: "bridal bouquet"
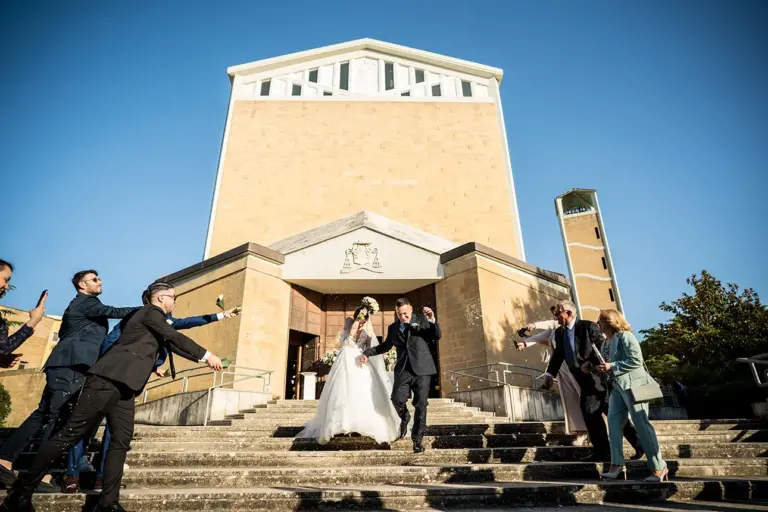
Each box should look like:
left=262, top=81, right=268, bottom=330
left=384, top=347, right=397, bottom=372
left=322, top=349, right=339, bottom=366
left=357, top=296, right=380, bottom=320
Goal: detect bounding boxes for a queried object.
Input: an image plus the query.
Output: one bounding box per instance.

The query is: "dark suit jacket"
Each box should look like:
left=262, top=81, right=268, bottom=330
left=88, top=305, right=207, bottom=392
left=364, top=313, right=441, bottom=376
left=545, top=319, right=604, bottom=383
left=45, top=293, right=138, bottom=369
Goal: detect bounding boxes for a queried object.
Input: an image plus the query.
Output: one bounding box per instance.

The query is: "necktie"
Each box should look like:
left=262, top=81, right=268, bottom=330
left=564, top=327, right=577, bottom=369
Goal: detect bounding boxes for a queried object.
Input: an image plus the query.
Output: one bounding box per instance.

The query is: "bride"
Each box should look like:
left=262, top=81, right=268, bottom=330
left=296, top=298, right=401, bottom=444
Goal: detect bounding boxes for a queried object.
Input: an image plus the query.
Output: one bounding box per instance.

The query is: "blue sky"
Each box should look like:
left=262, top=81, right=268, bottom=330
left=2, top=1, right=766, bottom=333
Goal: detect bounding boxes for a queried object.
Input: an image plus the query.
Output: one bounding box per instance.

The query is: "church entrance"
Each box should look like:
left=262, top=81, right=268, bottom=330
left=288, top=285, right=441, bottom=399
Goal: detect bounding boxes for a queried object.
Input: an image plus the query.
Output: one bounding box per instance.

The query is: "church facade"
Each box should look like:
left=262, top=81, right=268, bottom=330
left=158, top=39, right=571, bottom=400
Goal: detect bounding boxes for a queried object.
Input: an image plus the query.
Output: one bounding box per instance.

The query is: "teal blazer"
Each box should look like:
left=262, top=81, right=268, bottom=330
left=605, top=331, right=653, bottom=391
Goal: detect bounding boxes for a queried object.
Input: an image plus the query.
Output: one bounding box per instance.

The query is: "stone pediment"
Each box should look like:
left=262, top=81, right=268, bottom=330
left=268, top=212, right=459, bottom=294
left=268, top=211, right=458, bottom=256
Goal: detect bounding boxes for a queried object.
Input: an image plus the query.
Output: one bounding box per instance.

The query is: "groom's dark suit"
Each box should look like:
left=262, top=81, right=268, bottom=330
left=364, top=313, right=441, bottom=445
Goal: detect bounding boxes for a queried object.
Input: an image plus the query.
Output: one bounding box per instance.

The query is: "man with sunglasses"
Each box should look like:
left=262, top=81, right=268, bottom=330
left=2, top=282, right=224, bottom=512
left=0, top=270, right=138, bottom=490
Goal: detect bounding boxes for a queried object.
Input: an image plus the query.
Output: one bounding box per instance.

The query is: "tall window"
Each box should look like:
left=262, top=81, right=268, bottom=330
left=431, top=84, right=441, bottom=97
left=594, top=227, right=601, bottom=240
left=339, top=62, right=349, bottom=91
left=461, top=80, right=472, bottom=97
left=308, top=69, right=318, bottom=83
left=384, top=62, right=394, bottom=90
left=608, top=288, right=615, bottom=302
left=292, top=84, right=302, bottom=96
left=415, top=69, right=425, bottom=83
left=601, top=257, right=607, bottom=270
left=260, top=80, right=271, bottom=96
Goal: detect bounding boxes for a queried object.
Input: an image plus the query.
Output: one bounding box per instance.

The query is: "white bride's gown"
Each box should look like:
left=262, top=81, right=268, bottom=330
left=296, top=322, right=401, bottom=444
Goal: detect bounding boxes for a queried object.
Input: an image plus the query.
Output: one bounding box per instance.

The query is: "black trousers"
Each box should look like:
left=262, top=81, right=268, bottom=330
left=391, top=365, right=432, bottom=440
left=0, top=366, right=85, bottom=463
left=15, top=375, right=136, bottom=506
left=576, top=370, right=639, bottom=458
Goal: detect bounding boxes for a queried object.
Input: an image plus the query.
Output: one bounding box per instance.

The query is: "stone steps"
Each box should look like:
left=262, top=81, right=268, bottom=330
left=134, top=421, right=767, bottom=438
left=115, top=443, right=768, bottom=468
left=117, top=458, right=768, bottom=488
left=21, top=477, right=768, bottom=512
left=125, top=430, right=768, bottom=452
left=228, top=410, right=493, bottom=421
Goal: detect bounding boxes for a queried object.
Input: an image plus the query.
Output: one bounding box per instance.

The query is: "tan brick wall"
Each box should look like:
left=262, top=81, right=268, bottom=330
left=436, top=253, right=571, bottom=396
left=563, top=213, right=617, bottom=319
left=233, top=255, right=291, bottom=396
left=0, top=370, right=46, bottom=426
left=0, top=307, right=61, bottom=372
left=209, top=101, right=521, bottom=258
left=435, top=256, right=486, bottom=395
left=564, top=213, right=603, bottom=246
left=475, top=255, right=571, bottom=384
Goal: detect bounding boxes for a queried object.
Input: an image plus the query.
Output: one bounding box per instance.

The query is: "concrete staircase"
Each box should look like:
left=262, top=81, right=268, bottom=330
left=6, top=398, right=768, bottom=510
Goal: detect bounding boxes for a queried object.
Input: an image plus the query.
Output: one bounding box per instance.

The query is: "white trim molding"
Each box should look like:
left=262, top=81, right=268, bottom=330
left=227, top=39, right=503, bottom=82
left=203, top=76, right=237, bottom=259
left=489, top=77, right=525, bottom=261
left=567, top=242, right=605, bottom=251
left=574, top=273, right=612, bottom=282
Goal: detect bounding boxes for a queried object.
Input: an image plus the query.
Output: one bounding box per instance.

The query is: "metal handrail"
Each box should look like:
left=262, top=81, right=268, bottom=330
left=738, top=353, right=768, bottom=388
left=448, top=362, right=545, bottom=391
left=203, top=367, right=273, bottom=426
left=139, top=364, right=273, bottom=404
left=140, top=365, right=216, bottom=404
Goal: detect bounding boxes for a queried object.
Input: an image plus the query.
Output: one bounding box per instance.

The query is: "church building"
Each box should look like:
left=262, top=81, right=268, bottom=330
left=158, top=39, right=571, bottom=400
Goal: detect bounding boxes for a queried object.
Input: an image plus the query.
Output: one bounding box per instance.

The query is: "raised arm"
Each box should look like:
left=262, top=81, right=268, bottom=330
left=81, top=296, right=139, bottom=320
left=0, top=321, right=33, bottom=356
left=169, top=313, right=222, bottom=330
left=144, top=308, right=208, bottom=362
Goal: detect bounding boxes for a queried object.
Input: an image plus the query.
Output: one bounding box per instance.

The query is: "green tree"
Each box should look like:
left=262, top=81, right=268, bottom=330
left=641, top=271, right=768, bottom=418
left=0, top=384, right=10, bottom=427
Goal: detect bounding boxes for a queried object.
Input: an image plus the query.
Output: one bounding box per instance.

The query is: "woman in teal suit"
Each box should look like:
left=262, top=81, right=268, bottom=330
left=594, top=309, right=668, bottom=482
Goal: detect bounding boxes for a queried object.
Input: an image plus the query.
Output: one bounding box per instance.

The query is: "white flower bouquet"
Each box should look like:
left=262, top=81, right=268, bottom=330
left=384, top=347, right=397, bottom=372
left=322, top=349, right=339, bottom=366
left=357, top=296, right=380, bottom=321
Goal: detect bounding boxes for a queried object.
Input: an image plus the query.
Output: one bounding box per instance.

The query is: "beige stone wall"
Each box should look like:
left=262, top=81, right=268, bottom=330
left=563, top=213, right=602, bottom=246
left=435, top=256, right=486, bottom=393
left=0, top=370, right=46, bottom=426
left=153, top=253, right=292, bottom=401
left=233, top=255, right=291, bottom=396
left=209, top=101, right=521, bottom=258
left=0, top=307, right=61, bottom=372
left=436, top=252, right=571, bottom=396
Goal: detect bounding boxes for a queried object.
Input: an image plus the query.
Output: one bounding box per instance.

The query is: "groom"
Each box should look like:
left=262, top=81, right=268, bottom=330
left=361, top=297, right=441, bottom=453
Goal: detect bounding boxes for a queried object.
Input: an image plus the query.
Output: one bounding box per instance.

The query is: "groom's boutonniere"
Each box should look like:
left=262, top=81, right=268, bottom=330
left=410, top=323, right=420, bottom=330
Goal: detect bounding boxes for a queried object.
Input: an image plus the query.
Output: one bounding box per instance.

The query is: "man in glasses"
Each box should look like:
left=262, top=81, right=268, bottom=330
left=0, top=270, right=138, bottom=490
left=3, top=282, right=224, bottom=512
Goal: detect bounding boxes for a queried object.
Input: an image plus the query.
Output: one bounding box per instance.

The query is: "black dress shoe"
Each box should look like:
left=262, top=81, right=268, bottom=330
left=0, top=489, right=35, bottom=512
left=630, top=448, right=646, bottom=460
left=396, top=419, right=409, bottom=441
left=412, top=439, right=425, bottom=454
left=0, top=466, right=16, bottom=488
left=91, top=503, right=127, bottom=512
